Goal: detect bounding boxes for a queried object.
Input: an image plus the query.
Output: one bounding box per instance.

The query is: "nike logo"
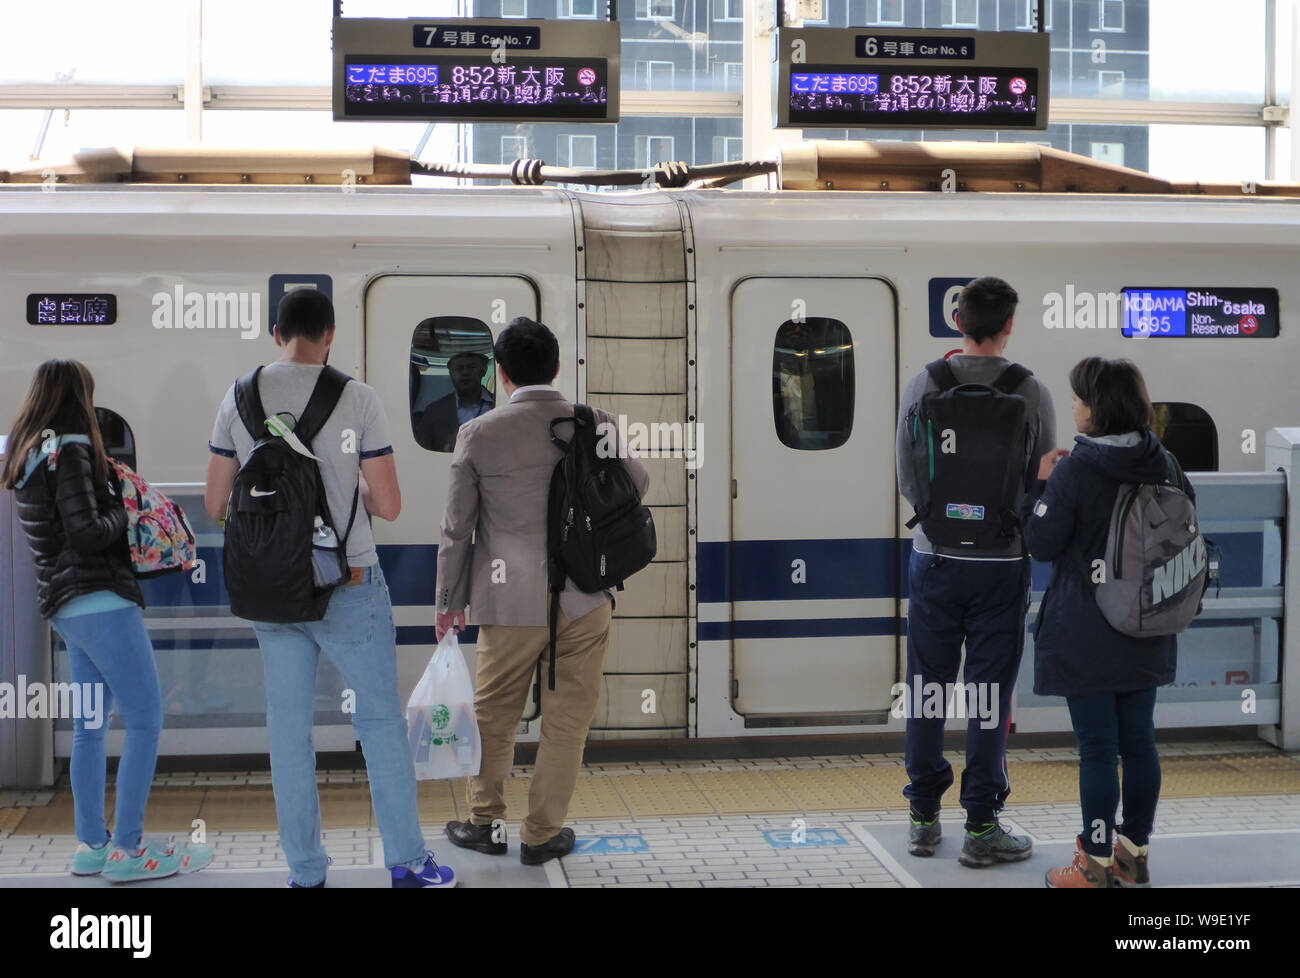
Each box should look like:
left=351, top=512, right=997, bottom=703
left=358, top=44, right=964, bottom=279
left=249, top=487, right=277, bottom=497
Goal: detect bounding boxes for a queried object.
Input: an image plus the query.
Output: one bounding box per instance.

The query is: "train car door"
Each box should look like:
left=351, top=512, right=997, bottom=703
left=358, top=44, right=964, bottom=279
left=729, top=277, right=899, bottom=722
left=364, top=274, right=541, bottom=694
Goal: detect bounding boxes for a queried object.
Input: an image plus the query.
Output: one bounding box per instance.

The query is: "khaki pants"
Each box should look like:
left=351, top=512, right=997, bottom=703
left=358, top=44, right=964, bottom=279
left=467, top=602, right=612, bottom=846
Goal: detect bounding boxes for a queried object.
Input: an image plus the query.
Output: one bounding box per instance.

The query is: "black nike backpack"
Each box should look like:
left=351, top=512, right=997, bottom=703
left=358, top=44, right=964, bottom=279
left=544, top=404, right=656, bottom=688
left=904, top=359, right=1034, bottom=550
left=223, top=365, right=359, bottom=623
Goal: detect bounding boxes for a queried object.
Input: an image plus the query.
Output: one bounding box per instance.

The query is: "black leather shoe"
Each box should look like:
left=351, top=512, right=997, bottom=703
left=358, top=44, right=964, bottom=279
left=444, top=820, right=507, bottom=855
left=520, top=828, right=575, bottom=866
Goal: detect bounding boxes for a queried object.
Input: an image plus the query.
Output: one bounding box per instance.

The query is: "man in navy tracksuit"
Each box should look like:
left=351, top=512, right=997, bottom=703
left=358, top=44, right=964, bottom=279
left=894, top=277, right=1055, bottom=867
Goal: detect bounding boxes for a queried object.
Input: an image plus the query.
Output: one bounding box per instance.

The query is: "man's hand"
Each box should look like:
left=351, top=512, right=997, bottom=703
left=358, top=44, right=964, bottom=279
left=1037, top=448, right=1070, bottom=481
left=435, top=610, right=466, bottom=642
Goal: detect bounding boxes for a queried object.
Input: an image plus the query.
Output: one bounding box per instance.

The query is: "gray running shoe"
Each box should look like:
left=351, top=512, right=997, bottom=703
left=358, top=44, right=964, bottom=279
left=958, top=821, right=1033, bottom=867
left=908, top=815, right=942, bottom=857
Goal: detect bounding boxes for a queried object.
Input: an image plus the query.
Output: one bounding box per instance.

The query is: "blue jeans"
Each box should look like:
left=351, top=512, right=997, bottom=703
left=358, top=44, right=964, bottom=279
left=1066, top=688, right=1161, bottom=856
left=252, top=565, right=425, bottom=885
left=51, top=606, right=163, bottom=852
left=902, top=551, right=1029, bottom=825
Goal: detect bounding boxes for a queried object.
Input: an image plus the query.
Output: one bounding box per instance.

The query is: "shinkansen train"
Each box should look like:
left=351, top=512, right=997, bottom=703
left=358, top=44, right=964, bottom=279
left=1, top=141, right=1297, bottom=759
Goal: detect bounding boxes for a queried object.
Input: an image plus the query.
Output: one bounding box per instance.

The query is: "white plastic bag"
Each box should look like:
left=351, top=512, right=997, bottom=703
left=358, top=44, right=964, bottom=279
left=406, top=630, right=481, bottom=780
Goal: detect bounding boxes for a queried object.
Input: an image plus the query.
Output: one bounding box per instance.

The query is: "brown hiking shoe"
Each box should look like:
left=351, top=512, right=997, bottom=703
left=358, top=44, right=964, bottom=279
left=1045, top=839, right=1113, bottom=888
left=1113, top=833, right=1151, bottom=887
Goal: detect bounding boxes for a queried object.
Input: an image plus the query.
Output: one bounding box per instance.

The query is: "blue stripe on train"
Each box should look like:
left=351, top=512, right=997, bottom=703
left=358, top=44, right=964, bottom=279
left=139, top=534, right=1266, bottom=609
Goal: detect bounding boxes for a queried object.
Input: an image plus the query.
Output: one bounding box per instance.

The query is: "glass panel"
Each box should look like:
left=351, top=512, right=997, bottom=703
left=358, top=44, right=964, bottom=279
left=470, top=116, right=741, bottom=168
left=1148, top=0, right=1264, bottom=102
left=0, top=1, right=187, bottom=84
left=95, top=408, right=136, bottom=472
left=410, top=318, right=496, bottom=453
left=772, top=318, right=854, bottom=452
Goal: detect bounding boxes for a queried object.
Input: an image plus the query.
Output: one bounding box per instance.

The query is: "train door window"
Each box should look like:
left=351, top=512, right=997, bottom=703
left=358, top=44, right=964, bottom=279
left=943, top=0, right=979, bottom=29
left=409, top=318, right=496, bottom=453
left=95, top=408, right=136, bottom=471
left=874, top=0, right=905, bottom=26
left=1153, top=402, right=1219, bottom=472
left=772, top=317, right=854, bottom=451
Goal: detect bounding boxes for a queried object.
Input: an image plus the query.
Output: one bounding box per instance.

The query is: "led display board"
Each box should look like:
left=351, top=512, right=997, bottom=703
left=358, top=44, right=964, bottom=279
left=27, top=294, right=116, bottom=325
left=776, top=28, right=1049, bottom=130
left=1121, top=287, right=1279, bottom=338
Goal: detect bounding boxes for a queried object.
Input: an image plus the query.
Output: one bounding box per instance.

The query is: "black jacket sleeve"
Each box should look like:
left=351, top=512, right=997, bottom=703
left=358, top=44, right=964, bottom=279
left=1022, top=457, right=1080, bottom=563
left=55, top=444, right=127, bottom=555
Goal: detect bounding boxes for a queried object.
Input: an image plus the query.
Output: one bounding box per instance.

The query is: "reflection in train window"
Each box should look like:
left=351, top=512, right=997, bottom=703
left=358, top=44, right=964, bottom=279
left=1153, top=402, right=1218, bottom=472
left=95, top=407, right=136, bottom=471
left=410, top=317, right=496, bottom=453
left=772, top=318, right=855, bottom=451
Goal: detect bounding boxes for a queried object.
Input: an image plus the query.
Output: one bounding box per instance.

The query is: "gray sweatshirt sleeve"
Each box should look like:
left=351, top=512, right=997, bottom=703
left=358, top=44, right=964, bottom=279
left=895, top=371, right=929, bottom=511
left=1033, top=378, right=1057, bottom=461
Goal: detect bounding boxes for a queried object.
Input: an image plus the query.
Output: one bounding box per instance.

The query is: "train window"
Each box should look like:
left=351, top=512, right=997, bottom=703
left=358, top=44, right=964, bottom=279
left=772, top=318, right=855, bottom=451
left=95, top=408, right=136, bottom=471
left=1153, top=402, right=1218, bottom=472
left=409, top=317, right=496, bottom=453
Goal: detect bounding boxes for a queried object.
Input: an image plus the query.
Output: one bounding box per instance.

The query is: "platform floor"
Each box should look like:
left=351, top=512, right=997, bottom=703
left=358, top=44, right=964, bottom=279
left=2, top=740, right=1299, bottom=888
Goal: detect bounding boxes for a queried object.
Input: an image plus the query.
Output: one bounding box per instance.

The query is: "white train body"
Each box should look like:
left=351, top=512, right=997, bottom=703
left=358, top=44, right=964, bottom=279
left=2, top=184, right=1296, bottom=745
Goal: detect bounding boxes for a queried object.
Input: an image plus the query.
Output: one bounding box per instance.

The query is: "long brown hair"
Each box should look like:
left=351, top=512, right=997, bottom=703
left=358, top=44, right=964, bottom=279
left=1, top=360, right=109, bottom=488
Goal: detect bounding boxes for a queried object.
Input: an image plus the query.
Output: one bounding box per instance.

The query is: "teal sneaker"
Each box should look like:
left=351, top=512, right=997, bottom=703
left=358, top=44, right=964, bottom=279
left=102, top=839, right=184, bottom=883
left=907, top=813, right=942, bottom=857
left=177, top=841, right=214, bottom=875
left=71, top=841, right=111, bottom=876
left=958, top=820, right=1033, bottom=867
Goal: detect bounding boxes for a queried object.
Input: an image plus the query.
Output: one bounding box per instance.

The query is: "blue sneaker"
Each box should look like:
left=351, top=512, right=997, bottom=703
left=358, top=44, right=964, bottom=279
left=71, top=840, right=111, bottom=876
left=391, top=851, right=456, bottom=888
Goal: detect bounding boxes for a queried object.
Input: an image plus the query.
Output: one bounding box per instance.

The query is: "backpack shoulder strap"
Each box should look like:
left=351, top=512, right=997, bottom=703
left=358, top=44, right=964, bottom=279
left=924, top=358, right=959, bottom=392
left=234, top=367, right=268, bottom=441
left=295, top=365, right=351, bottom=446
left=991, top=363, right=1032, bottom=394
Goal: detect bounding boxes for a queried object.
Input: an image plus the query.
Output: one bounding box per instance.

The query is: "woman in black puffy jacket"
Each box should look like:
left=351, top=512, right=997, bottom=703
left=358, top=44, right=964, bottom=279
left=2, top=360, right=200, bottom=882
left=1023, top=357, right=1189, bottom=890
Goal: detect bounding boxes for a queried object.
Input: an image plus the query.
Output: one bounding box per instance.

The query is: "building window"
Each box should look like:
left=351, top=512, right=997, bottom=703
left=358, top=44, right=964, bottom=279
left=410, top=319, right=496, bottom=454
left=943, top=0, right=979, bottom=28
left=636, top=0, right=674, bottom=18
left=1090, top=141, right=1124, bottom=167
left=558, top=134, right=598, bottom=168
left=719, top=0, right=743, bottom=21
left=1096, top=0, right=1124, bottom=31
left=1096, top=69, right=1125, bottom=97
left=712, top=135, right=743, bottom=162
left=560, top=0, right=598, bottom=18
left=773, top=318, right=854, bottom=451
left=714, top=60, right=743, bottom=91
left=873, top=0, right=904, bottom=25
left=1016, top=0, right=1051, bottom=30
left=500, top=0, right=528, bottom=16
left=635, top=60, right=676, bottom=89
left=501, top=136, right=527, bottom=163
left=636, top=135, right=675, bottom=169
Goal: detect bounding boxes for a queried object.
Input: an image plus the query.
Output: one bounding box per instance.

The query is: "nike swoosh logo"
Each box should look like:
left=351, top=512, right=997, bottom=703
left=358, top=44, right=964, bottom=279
left=249, top=487, right=277, bottom=497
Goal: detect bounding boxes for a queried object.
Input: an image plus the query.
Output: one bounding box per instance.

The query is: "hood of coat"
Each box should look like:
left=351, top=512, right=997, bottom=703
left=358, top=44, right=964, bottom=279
left=1070, top=428, right=1171, bottom=483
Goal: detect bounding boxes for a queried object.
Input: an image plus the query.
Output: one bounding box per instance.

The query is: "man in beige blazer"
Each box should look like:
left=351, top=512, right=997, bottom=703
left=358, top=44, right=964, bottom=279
left=435, top=317, right=650, bottom=865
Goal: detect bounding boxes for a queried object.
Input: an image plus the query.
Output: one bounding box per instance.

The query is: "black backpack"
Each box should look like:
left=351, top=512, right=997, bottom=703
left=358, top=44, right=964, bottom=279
left=544, top=404, right=656, bottom=689
left=223, top=365, right=359, bottom=624
left=904, top=359, right=1034, bottom=550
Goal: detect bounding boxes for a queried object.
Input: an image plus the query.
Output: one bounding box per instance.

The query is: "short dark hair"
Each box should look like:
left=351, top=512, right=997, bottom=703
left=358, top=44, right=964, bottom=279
left=1069, top=357, right=1154, bottom=436
left=275, top=288, right=334, bottom=343
left=494, top=317, right=559, bottom=387
left=957, top=276, right=1019, bottom=343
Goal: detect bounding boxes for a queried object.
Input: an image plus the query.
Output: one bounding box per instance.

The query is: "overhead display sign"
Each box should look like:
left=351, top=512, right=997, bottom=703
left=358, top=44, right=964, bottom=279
left=1121, top=287, right=1280, bottom=338
left=776, top=28, right=1049, bottom=130
left=333, top=17, right=619, bottom=124
left=27, top=293, right=116, bottom=325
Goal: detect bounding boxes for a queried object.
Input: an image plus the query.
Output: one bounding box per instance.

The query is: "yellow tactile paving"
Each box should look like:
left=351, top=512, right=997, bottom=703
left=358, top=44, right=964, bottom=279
left=610, top=773, right=713, bottom=817
left=318, top=784, right=374, bottom=829
left=9, top=791, right=79, bottom=835
left=688, top=771, right=793, bottom=814
left=196, top=786, right=278, bottom=831
left=841, top=765, right=911, bottom=810
left=134, top=789, right=206, bottom=833
left=768, top=769, right=875, bottom=812
left=567, top=774, right=632, bottom=819
left=0, top=808, right=28, bottom=833
left=1001, top=762, right=1083, bottom=805
left=416, top=779, right=461, bottom=823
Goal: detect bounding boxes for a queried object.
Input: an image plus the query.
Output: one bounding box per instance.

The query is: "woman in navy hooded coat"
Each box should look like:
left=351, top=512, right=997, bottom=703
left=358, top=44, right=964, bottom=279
left=1023, top=357, right=1190, bottom=889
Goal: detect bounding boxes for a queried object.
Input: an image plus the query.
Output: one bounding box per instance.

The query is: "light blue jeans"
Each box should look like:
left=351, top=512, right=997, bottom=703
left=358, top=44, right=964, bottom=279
left=252, top=565, right=426, bottom=886
left=51, top=605, right=163, bottom=852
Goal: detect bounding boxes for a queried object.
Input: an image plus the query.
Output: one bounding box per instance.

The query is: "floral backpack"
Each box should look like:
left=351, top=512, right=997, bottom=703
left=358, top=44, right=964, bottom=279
left=19, top=434, right=196, bottom=579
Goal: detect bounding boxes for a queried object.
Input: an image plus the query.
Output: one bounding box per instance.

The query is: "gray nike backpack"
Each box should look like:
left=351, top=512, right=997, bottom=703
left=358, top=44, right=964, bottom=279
left=1081, top=456, right=1212, bottom=638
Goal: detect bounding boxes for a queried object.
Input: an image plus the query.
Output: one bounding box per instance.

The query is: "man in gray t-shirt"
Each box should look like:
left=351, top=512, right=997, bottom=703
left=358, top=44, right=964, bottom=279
left=894, top=276, right=1055, bottom=870
left=204, top=287, right=456, bottom=889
